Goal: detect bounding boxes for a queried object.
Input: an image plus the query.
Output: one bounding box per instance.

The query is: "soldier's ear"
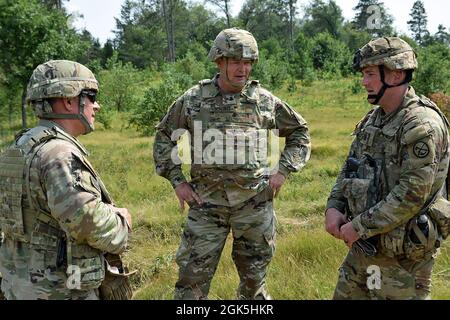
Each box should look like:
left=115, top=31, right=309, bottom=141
left=62, top=97, right=78, bottom=112
left=392, top=70, right=406, bottom=85
left=216, top=57, right=224, bottom=69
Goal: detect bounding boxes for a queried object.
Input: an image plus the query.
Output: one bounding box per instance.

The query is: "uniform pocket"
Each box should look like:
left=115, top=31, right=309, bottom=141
left=428, top=196, right=450, bottom=240
left=263, top=215, right=276, bottom=257
left=342, top=178, right=371, bottom=215
left=68, top=244, right=105, bottom=290
left=30, top=231, right=60, bottom=268
left=380, top=225, right=406, bottom=257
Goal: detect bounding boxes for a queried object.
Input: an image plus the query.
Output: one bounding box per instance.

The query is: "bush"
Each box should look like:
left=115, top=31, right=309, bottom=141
left=97, top=53, right=144, bottom=112
left=291, top=33, right=316, bottom=82
left=310, top=32, right=352, bottom=79
left=414, top=44, right=450, bottom=96
left=430, top=92, right=450, bottom=118
left=252, top=49, right=290, bottom=90
left=129, top=72, right=186, bottom=136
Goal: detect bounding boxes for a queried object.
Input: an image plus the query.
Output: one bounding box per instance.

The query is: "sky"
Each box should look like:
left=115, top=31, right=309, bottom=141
left=66, top=0, right=450, bottom=45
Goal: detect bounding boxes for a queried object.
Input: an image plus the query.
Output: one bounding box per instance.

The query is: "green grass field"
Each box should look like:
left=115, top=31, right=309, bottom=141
left=3, top=77, right=447, bottom=299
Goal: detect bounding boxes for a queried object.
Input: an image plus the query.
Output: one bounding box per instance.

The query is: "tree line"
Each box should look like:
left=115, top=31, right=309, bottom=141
left=0, top=0, right=449, bottom=135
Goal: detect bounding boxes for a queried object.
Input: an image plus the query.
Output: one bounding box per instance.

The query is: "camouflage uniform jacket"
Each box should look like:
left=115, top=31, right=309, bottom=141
left=327, top=87, right=449, bottom=241
left=154, top=75, right=311, bottom=207
left=0, top=120, right=129, bottom=299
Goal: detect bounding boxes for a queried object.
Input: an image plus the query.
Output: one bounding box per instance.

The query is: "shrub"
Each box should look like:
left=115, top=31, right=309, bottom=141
left=129, top=72, right=186, bottom=136
left=414, top=44, right=450, bottom=96
left=252, top=50, right=290, bottom=90
left=310, top=32, right=352, bottom=79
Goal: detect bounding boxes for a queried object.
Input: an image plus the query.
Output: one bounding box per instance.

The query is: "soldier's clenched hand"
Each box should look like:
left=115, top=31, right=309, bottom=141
left=115, top=207, right=132, bottom=231
left=175, top=182, right=203, bottom=213
left=325, top=208, right=346, bottom=239
left=340, top=222, right=360, bottom=248
left=269, top=172, right=286, bottom=198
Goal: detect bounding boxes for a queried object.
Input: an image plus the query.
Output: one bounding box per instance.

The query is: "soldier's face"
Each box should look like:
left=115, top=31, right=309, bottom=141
left=362, top=66, right=381, bottom=90
left=218, top=58, right=253, bottom=88
left=361, top=66, right=382, bottom=103
left=82, top=94, right=100, bottom=127
left=68, top=94, right=100, bottom=134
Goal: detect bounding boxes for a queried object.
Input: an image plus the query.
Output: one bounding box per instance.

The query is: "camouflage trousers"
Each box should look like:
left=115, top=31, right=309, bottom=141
left=333, top=246, right=435, bottom=300
left=174, top=194, right=276, bottom=300
left=0, top=239, right=99, bottom=300
left=0, top=273, right=5, bottom=300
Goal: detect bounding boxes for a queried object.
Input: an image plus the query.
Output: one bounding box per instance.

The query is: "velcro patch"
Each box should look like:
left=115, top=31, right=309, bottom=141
left=242, top=45, right=252, bottom=58
left=413, top=141, right=430, bottom=158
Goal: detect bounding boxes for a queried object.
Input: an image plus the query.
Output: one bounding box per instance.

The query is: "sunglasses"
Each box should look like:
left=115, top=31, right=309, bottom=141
left=81, top=90, right=97, bottom=103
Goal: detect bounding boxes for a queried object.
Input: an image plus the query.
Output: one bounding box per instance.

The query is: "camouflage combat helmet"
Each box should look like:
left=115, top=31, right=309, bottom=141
left=208, top=28, right=259, bottom=62
left=26, top=60, right=99, bottom=134
left=353, top=37, right=417, bottom=105
left=353, top=37, right=417, bottom=72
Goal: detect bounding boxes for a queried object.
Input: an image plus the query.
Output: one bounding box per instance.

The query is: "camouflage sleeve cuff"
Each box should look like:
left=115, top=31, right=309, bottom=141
left=325, top=199, right=346, bottom=215
left=277, top=164, right=291, bottom=178
left=168, top=171, right=188, bottom=189
left=351, top=214, right=371, bottom=240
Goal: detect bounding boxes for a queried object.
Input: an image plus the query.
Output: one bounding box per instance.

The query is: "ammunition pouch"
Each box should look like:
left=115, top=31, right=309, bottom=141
left=342, top=155, right=378, bottom=217
left=379, top=215, right=439, bottom=261
left=66, top=242, right=105, bottom=291
left=342, top=178, right=372, bottom=215
left=428, top=196, right=450, bottom=240
left=98, top=253, right=135, bottom=300
left=403, top=215, right=439, bottom=261
left=379, top=225, right=406, bottom=257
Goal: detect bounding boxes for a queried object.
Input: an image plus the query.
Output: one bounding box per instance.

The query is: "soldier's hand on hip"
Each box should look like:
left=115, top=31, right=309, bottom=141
left=115, top=207, right=132, bottom=231
left=175, top=182, right=203, bottom=213
left=340, top=222, right=360, bottom=249
left=325, top=208, right=346, bottom=239
left=269, top=172, right=286, bottom=198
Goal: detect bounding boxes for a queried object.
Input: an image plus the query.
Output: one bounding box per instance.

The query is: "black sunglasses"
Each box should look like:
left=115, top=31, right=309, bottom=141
left=81, top=90, right=97, bottom=103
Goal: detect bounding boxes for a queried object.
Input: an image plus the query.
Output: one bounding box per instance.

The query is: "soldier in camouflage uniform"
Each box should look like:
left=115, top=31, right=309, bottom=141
left=0, top=60, right=131, bottom=300
left=325, top=37, right=450, bottom=299
left=154, top=28, right=311, bottom=300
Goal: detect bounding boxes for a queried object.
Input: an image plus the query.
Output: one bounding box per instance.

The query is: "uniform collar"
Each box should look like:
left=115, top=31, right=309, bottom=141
left=377, top=86, right=416, bottom=124
left=38, top=119, right=89, bottom=156
left=398, top=86, right=417, bottom=110
left=213, top=74, right=259, bottom=102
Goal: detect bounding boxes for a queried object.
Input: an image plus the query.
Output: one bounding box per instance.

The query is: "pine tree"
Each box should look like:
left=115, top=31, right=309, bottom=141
left=434, top=24, right=450, bottom=46
left=352, top=0, right=394, bottom=36
left=407, top=0, right=429, bottom=45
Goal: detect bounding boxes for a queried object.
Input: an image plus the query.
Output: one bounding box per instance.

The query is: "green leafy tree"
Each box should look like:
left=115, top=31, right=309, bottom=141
left=352, top=0, right=394, bottom=36
left=340, top=23, right=373, bottom=55
left=129, top=73, right=185, bottom=136
left=252, top=49, right=290, bottom=90
left=413, top=43, right=450, bottom=96
left=301, top=0, right=344, bottom=39
left=434, top=24, right=450, bottom=46
left=407, top=0, right=429, bottom=45
left=289, top=33, right=316, bottom=81
left=237, top=0, right=289, bottom=44
left=114, top=0, right=167, bottom=68
left=98, top=53, right=143, bottom=114
left=206, top=0, right=232, bottom=27
left=0, top=0, right=89, bottom=128
left=310, top=32, right=352, bottom=78
left=114, top=0, right=221, bottom=68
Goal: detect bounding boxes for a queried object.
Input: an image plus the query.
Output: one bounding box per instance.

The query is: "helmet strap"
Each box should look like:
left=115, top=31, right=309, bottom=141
left=78, top=93, right=94, bottom=134
left=40, top=93, right=94, bottom=134
left=368, top=66, right=411, bottom=105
